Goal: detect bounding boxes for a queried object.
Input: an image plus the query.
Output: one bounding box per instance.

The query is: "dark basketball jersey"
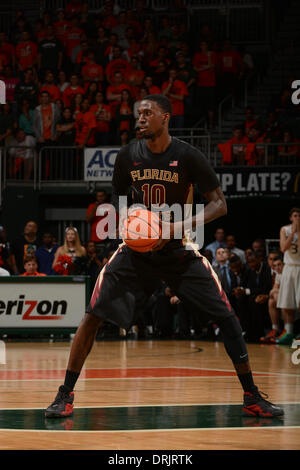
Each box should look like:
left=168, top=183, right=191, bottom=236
left=112, top=137, right=219, bottom=211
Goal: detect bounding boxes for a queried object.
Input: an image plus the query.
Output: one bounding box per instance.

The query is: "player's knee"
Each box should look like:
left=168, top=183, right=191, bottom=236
left=82, top=312, right=103, bottom=330
left=218, top=315, right=242, bottom=339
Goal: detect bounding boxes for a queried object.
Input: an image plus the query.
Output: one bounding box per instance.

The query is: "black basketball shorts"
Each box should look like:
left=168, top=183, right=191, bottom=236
left=86, top=243, right=235, bottom=330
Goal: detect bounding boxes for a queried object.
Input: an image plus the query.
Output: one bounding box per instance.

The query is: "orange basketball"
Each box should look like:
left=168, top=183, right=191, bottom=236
left=123, top=208, right=161, bottom=252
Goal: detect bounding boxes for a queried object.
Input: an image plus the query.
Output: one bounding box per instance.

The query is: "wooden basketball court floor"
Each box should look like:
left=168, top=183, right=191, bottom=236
left=0, top=338, right=300, bottom=450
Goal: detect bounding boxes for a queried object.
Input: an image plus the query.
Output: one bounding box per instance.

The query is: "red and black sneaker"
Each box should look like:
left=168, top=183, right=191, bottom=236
left=243, top=387, right=284, bottom=418
left=45, top=385, right=74, bottom=418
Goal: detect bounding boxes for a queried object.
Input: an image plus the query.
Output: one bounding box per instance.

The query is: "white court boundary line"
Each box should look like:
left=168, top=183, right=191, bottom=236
left=0, top=426, right=300, bottom=433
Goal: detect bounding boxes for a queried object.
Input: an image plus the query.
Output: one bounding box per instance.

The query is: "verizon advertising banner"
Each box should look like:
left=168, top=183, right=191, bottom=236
left=0, top=282, right=86, bottom=328
left=84, top=147, right=120, bottom=181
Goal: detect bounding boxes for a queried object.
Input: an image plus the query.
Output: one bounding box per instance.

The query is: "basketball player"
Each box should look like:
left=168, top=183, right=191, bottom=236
left=276, top=208, right=300, bottom=345
left=45, top=95, right=283, bottom=418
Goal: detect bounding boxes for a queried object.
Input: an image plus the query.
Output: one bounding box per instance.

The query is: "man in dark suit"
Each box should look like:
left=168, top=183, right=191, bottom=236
left=230, top=251, right=272, bottom=342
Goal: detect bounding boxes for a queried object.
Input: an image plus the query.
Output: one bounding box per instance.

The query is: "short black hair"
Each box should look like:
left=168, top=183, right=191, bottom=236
left=142, top=94, right=172, bottom=115
left=229, top=255, right=242, bottom=264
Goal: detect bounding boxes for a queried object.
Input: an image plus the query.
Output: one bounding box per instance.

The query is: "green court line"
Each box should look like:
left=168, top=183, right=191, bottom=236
left=0, top=404, right=299, bottom=432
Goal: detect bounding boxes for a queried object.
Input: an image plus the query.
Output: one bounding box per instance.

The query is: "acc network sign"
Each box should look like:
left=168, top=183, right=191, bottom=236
left=84, top=147, right=120, bottom=181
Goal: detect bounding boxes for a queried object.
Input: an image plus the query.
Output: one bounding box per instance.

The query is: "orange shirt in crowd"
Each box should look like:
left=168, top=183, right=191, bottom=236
left=118, top=102, right=132, bottom=131
left=161, top=79, right=188, bottom=116
left=63, top=85, right=85, bottom=107
left=21, top=272, right=46, bottom=276
left=65, top=1, right=83, bottom=17
left=40, top=84, right=61, bottom=103
left=41, top=105, right=53, bottom=140
left=64, top=27, right=83, bottom=58
left=218, top=50, right=243, bottom=75
left=90, top=103, right=111, bottom=133
left=192, top=51, right=216, bottom=87
left=148, top=85, right=161, bottom=95
left=75, top=110, right=97, bottom=146
left=54, top=20, right=71, bottom=43
left=102, top=15, right=118, bottom=30
left=81, top=62, right=104, bottom=82
left=16, top=40, right=38, bottom=70
left=86, top=202, right=109, bottom=243
left=105, top=59, right=131, bottom=83
left=0, top=41, right=15, bottom=64
left=0, top=52, right=8, bottom=71
left=106, top=83, right=131, bottom=117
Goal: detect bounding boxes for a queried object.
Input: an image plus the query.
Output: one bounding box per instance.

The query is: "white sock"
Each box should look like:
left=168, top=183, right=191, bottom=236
left=272, top=324, right=279, bottom=331
left=285, top=323, right=293, bottom=334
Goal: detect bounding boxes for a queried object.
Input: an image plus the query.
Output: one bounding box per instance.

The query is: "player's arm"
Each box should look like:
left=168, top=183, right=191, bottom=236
left=280, top=224, right=297, bottom=252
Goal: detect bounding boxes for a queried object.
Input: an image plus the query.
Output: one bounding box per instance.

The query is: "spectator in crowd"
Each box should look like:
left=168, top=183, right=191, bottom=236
left=218, top=125, right=249, bottom=165
left=152, top=60, right=169, bottom=90
left=63, top=15, right=84, bottom=64
left=18, top=98, right=35, bottom=136
left=8, top=128, right=36, bottom=180
left=56, top=106, right=76, bottom=146
left=62, top=73, right=85, bottom=107
left=205, top=227, right=226, bottom=261
left=263, top=111, right=282, bottom=143
left=86, top=190, right=110, bottom=248
left=217, top=39, right=244, bottom=104
left=65, top=0, right=83, bottom=19
left=37, top=25, right=63, bottom=79
left=40, top=70, right=61, bottom=103
left=21, top=254, right=46, bottom=276
left=115, top=89, right=134, bottom=136
left=278, top=129, right=300, bottom=163
left=201, top=248, right=213, bottom=265
left=57, top=70, right=70, bottom=94
left=105, top=45, right=131, bottom=85
left=0, top=103, right=16, bottom=147
left=94, top=26, right=109, bottom=65
left=54, top=9, right=71, bottom=44
left=75, top=97, right=97, bottom=148
left=2, top=65, right=20, bottom=108
left=15, top=31, right=38, bottom=73
left=251, top=238, right=266, bottom=256
left=235, top=251, right=272, bottom=342
left=125, top=56, right=145, bottom=96
left=0, top=225, right=12, bottom=273
left=243, top=107, right=258, bottom=136
left=35, top=232, right=59, bottom=275
left=106, top=71, right=131, bottom=118
left=81, top=50, right=104, bottom=87
left=14, top=67, right=39, bottom=110
left=52, top=226, right=86, bottom=274
left=161, top=67, right=188, bottom=129
left=133, top=85, right=148, bottom=122
left=213, top=247, right=236, bottom=298
left=229, top=254, right=250, bottom=324
left=111, top=11, right=129, bottom=49
left=225, top=234, right=246, bottom=264
left=0, top=32, right=16, bottom=69
left=73, top=240, right=103, bottom=290
left=260, top=255, right=284, bottom=343
left=143, top=75, right=161, bottom=95
left=10, top=220, right=39, bottom=274
left=192, top=40, right=216, bottom=129
left=90, top=91, right=112, bottom=145
left=33, top=90, right=60, bottom=150
left=71, top=92, right=84, bottom=119
left=276, top=207, right=300, bottom=345
left=247, top=124, right=267, bottom=165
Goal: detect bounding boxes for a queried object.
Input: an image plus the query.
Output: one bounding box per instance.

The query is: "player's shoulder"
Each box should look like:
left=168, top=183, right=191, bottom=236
left=172, top=137, right=208, bottom=160
left=280, top=224, right=291, bottom=234
left=116, top=139, right=143, bottom=159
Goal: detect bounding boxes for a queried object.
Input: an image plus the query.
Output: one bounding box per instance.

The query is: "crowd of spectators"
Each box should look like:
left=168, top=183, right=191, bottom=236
left=218, top=79, right=300, bottom=166
left=0, top=0, right=261, bottom=180
left=1, top=201, right=299, bottom=345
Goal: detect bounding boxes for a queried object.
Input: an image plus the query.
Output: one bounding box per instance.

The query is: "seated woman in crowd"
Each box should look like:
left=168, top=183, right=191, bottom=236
left=52, top=226, right=86, bottom=275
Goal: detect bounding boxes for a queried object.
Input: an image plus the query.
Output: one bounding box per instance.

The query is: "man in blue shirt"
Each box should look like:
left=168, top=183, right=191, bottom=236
left=205, top=227, right=226, bottom=261
left=35, top=232, right=59, bottom=275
